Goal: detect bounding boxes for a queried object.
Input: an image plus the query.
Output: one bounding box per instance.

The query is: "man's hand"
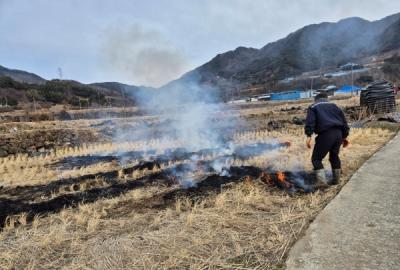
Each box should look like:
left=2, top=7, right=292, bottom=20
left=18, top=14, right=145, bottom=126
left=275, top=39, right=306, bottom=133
left=342, top=138, right=349, bottom=148
left=306, top=137, right=312, bottom=149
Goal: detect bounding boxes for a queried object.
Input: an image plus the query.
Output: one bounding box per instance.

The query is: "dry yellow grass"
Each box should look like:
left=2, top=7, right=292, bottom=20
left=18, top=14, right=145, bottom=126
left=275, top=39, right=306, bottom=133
left=0, top=124, right=395, bottom=269
left=0, top=137, right=187, bottom=187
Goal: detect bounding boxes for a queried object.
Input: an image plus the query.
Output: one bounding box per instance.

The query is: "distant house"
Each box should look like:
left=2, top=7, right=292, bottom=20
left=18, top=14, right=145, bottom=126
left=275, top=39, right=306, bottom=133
left=257, top=95, right=271, bottom=101
left=270, top=90, right=301, bottom=101
left=340, top=63, right=363, bottom=71
left=334, top=85, right=362, bottom=95
left=300, top=90, right=315, bottom=99
left=250, top=95, right=259, bottom=102
left=317, top=85, right=337, bottom=96
left=228, top=99, right=246, bottom=104
left=280, top=77, right=295, bottom=84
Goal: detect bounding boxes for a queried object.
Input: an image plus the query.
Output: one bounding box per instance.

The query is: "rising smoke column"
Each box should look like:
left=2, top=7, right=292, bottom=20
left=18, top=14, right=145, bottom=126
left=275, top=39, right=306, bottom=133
left=132, top=75, right=233, bottom=151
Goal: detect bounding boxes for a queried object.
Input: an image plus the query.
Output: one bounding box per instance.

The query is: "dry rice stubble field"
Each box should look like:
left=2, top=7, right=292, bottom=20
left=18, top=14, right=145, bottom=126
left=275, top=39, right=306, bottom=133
left=0, top=98, right=398, bottom=269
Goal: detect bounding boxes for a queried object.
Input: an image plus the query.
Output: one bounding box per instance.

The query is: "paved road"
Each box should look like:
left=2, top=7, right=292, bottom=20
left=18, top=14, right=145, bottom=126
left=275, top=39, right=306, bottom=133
left=286, top=133, right=400, bottom=270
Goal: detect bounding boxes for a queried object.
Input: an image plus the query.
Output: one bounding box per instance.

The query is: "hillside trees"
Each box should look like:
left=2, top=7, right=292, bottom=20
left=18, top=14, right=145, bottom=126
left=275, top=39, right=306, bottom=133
left=0, top=77, right=110, bottom=107
left=382, top=54, right=400, bottom=84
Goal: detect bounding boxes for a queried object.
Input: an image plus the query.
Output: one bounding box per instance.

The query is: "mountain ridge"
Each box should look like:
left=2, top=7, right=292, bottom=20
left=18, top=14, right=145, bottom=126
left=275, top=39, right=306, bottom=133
left=166, top=12, right=400, bottom=94
left=0, top=65, right=46, bottom=85
left=2, top=12, right=400, bottom=106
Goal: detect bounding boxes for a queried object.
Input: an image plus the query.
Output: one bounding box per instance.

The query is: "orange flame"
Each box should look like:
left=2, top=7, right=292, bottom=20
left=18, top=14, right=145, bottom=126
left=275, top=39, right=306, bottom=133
left=276, top=171, right=292, bottom=189
left=277, top=171, right=286, bottom=182
left=260, top=171, right=293, bottom=190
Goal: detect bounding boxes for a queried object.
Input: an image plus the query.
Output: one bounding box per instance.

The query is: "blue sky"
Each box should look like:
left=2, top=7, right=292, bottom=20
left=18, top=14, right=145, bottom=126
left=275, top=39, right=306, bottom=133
left=0, top=0, right=399, bottom=87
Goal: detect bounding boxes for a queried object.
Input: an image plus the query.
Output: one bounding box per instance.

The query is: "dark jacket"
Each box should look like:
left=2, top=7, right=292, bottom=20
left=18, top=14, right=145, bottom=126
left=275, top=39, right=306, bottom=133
left=305, top=98, right=349, bottom=138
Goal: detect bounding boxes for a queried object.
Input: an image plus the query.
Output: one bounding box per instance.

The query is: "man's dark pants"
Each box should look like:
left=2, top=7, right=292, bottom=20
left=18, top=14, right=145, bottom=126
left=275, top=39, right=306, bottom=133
left=312, top=128, right=343, bottom=170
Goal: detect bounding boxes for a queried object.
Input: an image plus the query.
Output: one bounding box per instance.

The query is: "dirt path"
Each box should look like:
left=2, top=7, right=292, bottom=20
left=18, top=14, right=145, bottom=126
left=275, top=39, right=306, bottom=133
left=286, top=133, right=400, bottom=270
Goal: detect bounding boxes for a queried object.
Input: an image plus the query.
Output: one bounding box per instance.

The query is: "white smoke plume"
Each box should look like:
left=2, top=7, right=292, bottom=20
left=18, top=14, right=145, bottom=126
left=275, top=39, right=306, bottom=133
left=132, top=78, right=234, bottom=151
left=101, top=23, right=189, bottom=87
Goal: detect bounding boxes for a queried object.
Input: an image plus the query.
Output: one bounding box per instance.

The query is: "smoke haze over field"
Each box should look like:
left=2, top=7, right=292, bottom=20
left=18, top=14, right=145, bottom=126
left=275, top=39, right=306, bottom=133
left=1, top=0, right=399, bottom=86
left=101, top=24, right=188, bottom=87
left=127, top=81, right=232, bottom=151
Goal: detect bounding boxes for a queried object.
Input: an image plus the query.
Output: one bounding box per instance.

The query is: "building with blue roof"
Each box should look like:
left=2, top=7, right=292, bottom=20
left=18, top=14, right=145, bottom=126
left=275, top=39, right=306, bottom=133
left=335, top=85, right=361, bottom=95
left=270, top=90, right=301, bottom=101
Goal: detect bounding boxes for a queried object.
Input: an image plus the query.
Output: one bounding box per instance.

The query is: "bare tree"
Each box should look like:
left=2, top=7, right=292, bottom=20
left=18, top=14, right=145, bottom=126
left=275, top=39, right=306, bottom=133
left=27, top=89, right=38, bottom=112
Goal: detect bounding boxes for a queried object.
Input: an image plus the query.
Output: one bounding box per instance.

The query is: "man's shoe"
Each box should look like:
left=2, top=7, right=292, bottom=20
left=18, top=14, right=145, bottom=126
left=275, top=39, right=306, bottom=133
left=315, top=169, right=329, bottom=189
left=331, top=169, right=341, bottom=185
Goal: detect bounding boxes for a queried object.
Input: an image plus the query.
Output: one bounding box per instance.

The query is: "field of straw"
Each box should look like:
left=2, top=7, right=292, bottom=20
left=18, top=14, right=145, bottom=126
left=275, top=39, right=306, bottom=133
left=0, top=96, right=398, bottom=269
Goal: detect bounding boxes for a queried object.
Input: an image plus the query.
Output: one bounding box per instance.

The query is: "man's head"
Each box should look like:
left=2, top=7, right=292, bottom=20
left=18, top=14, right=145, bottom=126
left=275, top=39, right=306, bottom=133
left=314, top=92, right=328, bottom=101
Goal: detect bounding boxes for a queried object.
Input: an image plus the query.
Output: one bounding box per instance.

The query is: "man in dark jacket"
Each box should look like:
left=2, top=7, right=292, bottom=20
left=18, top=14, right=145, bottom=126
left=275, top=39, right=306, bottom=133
left=305, top=92, right=350, bottom=187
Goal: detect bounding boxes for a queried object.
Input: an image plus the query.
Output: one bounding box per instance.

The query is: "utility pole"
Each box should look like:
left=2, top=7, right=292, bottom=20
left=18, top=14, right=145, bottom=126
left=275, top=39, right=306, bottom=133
left=351, top=64, right=354, bottom=96
left=319, top=52, right=323, bottom=77
left=32, top=94, right=37, bottom=112
left=121, top=87, right=127, bottom=117
left=58, top=67, right=63, bottom=80
left=310, top=77, right=314, bottom=90
left=96, top=90, right=101, bottom=107
left=121, top=89, right=126, bottom=108
left=310, top=77, right=314, bottom=98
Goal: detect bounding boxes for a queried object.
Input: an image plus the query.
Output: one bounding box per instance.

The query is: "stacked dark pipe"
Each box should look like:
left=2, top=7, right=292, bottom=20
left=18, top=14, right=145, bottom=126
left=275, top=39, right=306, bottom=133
left=360, top=80, right=396, bottom=114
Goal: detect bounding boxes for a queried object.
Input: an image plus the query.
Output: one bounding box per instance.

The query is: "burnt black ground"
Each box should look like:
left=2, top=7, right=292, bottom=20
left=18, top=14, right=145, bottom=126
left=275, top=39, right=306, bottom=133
left=0, top=142, right=305, bottom=229
left=0, top=166, right=260, bottom=228
left=50, top=143, right=288, bottom=170
left=0, top=163, right=313, bottom=228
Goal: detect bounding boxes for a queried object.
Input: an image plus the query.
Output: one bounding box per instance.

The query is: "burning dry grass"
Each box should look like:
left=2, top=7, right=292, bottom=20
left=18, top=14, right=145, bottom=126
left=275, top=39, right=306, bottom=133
left=0, top=128, right=288, bottom=188
left=0, top=125, right=395, bottom=269
left=0, top=138, right=186, bottom=187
